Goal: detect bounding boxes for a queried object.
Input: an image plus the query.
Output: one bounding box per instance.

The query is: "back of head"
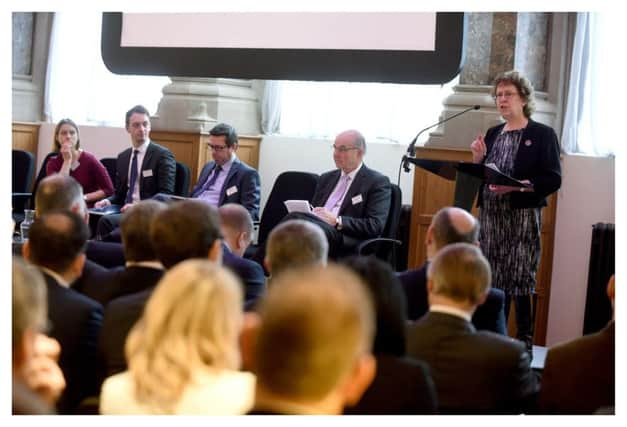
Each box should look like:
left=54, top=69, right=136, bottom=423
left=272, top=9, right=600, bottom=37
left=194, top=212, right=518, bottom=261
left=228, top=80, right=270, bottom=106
left=254, top=264, right=374, bottom=403
left=219, top=203, right=253, bottom=243
left=266, top=219, right=328, bottom=276
left=431, top=207, right=479, bottom=251
left=209, top=123, right=238, bottom=147
left=126, top=259, right=243, bottom=412
left=120, top=200, right=167, bottom=262
left=428, top=243, right=491, bottom=305
left=12, top=257, right=47, bottom=354
left=341, top=256, right=407, bottom=356
left=150, top=200, right=223, bottom=269
left=27, top=211, right=89, bottom=274
left=35, top=174, right=85, bottom=217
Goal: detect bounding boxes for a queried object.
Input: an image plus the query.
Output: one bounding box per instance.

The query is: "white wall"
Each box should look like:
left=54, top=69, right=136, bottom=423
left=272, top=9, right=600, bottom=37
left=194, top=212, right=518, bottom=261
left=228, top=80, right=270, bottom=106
left=545, top=154, right=615, bottom=346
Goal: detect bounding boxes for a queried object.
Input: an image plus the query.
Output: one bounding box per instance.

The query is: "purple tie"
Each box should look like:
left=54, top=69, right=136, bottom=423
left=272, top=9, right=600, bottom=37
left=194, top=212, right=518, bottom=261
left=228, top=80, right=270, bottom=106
left=324, top=175, right=350, bottom=214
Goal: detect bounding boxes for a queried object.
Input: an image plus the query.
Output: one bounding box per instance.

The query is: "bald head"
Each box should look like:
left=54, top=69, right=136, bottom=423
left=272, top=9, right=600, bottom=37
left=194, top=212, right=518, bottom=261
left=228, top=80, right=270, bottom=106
left=35, top=174, right=86, bottom=218
left=428, top=207, right=479, bottom=257
left=219, top=203, right=254, bottom=256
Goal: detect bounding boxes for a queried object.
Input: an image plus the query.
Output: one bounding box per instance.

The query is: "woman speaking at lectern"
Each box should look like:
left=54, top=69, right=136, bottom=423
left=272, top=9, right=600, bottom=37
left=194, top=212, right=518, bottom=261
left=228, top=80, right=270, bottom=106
left=470, top=70, right=561, bottom=355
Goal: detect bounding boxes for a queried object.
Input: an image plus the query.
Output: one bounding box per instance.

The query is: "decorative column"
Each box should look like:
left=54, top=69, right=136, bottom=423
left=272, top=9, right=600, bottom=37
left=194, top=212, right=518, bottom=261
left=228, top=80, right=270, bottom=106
left=150, top=77, right=260, bottom=134
left=425, top=12, right=554, bottom=148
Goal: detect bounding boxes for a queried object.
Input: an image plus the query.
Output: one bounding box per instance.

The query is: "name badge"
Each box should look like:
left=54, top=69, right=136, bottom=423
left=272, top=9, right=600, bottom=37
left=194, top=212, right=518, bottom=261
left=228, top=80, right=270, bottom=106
left=351, top=194, right=363, bottom=205
left=142, top=170, right=153, bottom=178
left=226, top=186, right=238, bottom=196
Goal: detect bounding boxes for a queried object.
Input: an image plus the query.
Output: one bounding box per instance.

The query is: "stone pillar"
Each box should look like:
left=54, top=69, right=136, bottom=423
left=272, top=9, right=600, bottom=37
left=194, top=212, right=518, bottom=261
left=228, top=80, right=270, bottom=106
left=150, top=77, right=260, bottom=135
left=426, top=12, right=554, bottom=149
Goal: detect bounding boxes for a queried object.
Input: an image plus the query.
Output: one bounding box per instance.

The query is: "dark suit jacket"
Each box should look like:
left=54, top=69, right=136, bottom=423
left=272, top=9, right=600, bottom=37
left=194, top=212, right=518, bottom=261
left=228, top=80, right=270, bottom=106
left=42, top=272, right=103, bottom=414
left=191, top=158, right=261, bottom=221
left=478, top=119, right=561, bottom=209
left=398, top=262, right=506, bottom=334
left=406, top=311, right=538, bottom=414
left=311, top=164, right=390, bottom=253
left=85, top=240, right=125, bottom=268
left=222, top=245, right=266, bottom=310
left=108, top=141, right=176, bottom=205
left=538, top=321, right=614, bottom=414
left=76, top=265, right=164, bottom=307
left=344, top=354, right=437, bottom=415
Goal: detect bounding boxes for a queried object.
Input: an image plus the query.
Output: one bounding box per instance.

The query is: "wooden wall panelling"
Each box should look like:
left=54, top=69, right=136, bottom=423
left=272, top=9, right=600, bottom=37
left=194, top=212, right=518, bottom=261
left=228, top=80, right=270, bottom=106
left=12, top=122, right=41, bottom=190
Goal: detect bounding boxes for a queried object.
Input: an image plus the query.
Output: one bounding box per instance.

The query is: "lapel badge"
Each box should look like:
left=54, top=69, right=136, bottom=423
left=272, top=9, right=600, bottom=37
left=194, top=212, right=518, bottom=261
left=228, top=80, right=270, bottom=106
left=524, top=139, right=532, bottom=146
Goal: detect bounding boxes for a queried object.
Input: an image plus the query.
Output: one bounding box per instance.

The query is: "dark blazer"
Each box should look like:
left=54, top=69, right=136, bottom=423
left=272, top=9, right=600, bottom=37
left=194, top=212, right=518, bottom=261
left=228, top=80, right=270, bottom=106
left=478, top=119, right=561, bottom=209
left=311, top=164, right=390, bottom=249
left=85, top=240, right=125, bottom=268
left=406, top=311, right=538, bottom=414
left=42, top=272, right=103, bottom=414
left=191, top=158, right=261, bottom=220
left=76, top=265, right=164, bottom=307
left=344, top=354, right=437, bottom=415
left=538, top=321, right=614, bottom=414
left=222, top=244, right=266, bottom=310
left=108, top=141, right=176, bottom=205
left=398, top=262, right=506, bottom=334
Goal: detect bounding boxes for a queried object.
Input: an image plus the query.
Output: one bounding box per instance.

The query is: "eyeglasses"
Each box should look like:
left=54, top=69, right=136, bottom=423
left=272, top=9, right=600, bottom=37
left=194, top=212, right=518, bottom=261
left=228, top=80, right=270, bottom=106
left=332, top=144, right=359, bottom=153
left=493, top=91, right=519, bottom=100
left=208, top=144, right=228, bottom=151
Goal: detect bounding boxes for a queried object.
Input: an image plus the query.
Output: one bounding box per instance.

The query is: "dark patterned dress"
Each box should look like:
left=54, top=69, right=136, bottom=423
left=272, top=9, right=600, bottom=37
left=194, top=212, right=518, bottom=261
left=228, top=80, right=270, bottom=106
left=478, top=128, right=541, bottom=296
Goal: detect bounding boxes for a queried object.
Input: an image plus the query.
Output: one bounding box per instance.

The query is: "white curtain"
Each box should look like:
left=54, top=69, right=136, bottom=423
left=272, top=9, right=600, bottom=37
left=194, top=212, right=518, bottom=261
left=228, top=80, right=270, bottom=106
left=561, top=12, right=618, bottom=156
left=44, top=12, right=169, bottom=127
left=271, top=78, right=458, bottom=145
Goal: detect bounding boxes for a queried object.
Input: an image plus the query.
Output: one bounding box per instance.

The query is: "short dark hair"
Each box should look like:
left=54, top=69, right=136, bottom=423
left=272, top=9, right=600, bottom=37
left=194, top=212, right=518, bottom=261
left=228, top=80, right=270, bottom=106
left=150, top=200, right=223, bottom=269
left=120, top=200, right=167, bottom=262
left=340, top=256, right=407, bottom=356
left=28, top=211, right=89, bottom=273
left=125, top=105, right=150, bottom=128
left=35, top=174, right=84, bottom=217
left=209, top=123, right=238, bottom=147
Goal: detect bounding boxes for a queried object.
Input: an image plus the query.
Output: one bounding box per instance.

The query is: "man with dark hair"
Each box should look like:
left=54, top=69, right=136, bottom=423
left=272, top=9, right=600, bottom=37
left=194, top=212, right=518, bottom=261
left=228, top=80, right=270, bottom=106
left=190, top=123, right=261, bottom=220
left=219, top=204, right=265, bottom=309
left=22, top=211, right=103, bottom=414
left=398, top=206, right=506, bottom=334
left=95, top=104, right=176, bottom=239
left=406, top=243, right=538, bottom=414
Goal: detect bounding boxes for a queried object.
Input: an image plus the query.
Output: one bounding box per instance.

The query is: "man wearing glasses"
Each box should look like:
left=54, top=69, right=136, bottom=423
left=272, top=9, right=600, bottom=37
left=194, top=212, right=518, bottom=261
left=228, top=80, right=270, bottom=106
left=307, top=129, right=390, bottom=259
left=190, top=123, right=261, bottom=221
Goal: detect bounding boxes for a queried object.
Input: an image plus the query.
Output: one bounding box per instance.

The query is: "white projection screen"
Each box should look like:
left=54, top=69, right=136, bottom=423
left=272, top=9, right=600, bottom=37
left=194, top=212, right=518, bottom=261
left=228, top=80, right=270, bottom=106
left=101, top=12, right=466, bottom=84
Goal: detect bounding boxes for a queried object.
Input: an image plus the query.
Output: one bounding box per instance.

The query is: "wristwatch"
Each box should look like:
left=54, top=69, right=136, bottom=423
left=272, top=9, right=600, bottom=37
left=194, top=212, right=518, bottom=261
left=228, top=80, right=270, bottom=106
left=335, top=216, right=343, bottom=230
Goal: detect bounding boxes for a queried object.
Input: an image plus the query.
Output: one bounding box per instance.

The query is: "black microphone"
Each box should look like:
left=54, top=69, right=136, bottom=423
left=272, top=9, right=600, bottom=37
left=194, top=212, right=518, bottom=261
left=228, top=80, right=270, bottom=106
left=402, top=104, right=480, bottom=172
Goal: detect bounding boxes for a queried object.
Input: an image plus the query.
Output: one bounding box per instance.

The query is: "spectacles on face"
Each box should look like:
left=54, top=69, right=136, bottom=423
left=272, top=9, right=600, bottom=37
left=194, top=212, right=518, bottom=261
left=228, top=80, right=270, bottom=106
left=209, top=144, right=228, bottom=151
left=332, top=144, right=359, bottom=153
left=493, top=91, right=519, bottom=100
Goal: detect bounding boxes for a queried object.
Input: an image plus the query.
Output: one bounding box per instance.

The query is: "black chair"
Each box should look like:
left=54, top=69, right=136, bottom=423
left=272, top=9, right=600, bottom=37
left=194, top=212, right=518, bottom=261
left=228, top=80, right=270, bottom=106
left=12, top=150, right=36, bottom=227
left=99, top=157, right=117, bottom=187
left=356, top=183, right=403, bottom=270
left=13, top=151, right=57, bottom=225
left=174, top=161, right=191, bottom=197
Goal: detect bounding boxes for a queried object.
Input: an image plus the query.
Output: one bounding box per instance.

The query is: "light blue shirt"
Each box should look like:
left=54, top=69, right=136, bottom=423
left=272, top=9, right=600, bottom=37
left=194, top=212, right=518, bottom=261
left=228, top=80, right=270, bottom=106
left=196, top=154, right=236, bottom=206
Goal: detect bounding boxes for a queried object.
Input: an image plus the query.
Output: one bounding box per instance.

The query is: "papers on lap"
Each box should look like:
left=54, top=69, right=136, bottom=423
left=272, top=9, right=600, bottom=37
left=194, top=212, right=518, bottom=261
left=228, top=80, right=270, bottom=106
left=284, top=200, right=312, bottom=214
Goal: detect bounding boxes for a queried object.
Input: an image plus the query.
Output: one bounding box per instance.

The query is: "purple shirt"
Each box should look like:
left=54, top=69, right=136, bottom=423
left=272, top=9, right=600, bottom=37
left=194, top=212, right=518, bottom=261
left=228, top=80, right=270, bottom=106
left=46, top=150, right=114, bottom=207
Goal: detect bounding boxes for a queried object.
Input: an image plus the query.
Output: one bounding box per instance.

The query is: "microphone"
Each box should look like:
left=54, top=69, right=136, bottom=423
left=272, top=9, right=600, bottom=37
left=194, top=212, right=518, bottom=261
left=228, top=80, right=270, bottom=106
left=402, top=104, right=480, bottom=172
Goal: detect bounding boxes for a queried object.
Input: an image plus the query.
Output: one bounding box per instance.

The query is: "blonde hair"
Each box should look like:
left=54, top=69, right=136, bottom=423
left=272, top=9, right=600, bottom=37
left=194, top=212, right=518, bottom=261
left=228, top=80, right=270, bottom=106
left=12, top=257, right=47, bottom=350
left=125, top=259, right=244, bottom=413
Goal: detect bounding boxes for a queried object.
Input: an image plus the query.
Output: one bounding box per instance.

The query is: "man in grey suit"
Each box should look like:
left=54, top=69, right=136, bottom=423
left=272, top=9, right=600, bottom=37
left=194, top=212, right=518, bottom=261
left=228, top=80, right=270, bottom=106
left=288, top=129, right=391, bottom=259
left=406, top=243, right=538, bottom=414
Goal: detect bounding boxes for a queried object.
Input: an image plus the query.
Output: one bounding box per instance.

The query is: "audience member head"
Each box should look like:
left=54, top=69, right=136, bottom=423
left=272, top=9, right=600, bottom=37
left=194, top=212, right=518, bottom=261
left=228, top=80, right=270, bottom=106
left=333, top=129, right=366, bottom=174
left=35, top=174, right=87, bottom=221
left=607, top=274, right=615, bottom=318
left=52, top=118, right=81, bottom=152
left=150, top=200, right=223, bottom=269
left=253, top=264, right=376, bottom=414
left=23, top=211, right=89, bottom=281
left=218, top=203, right=254, bottom=257
left=426, top=206, right=479, bottom=259
left=126, top=259, right=244, bottom=413
left=265, top=219, right=328, bottom=277
left=427, top=243, right=491, bottom=312
left=125, top=105, right=151, bottom=147
left=120, top=199, right=167, bottom=262
left=340, top=256, right=408, bottom=356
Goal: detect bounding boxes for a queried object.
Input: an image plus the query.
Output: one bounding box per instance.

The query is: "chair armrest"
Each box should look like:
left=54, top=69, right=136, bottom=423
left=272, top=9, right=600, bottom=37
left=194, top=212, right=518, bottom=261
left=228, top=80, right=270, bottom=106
left=356, top=237, right=402, bottom=255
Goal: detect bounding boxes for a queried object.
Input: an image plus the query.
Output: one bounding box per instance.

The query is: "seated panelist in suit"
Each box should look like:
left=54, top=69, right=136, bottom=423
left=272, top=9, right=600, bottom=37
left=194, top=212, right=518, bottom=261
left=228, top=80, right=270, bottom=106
left=285, top=129, right=391, bottom=259
left=406, top=243, right=538, bottom=414
left=398, top=207, right=506, bottom=335
left=190, top=123, right=261, bottom=221
left=94, top=104, right=176, bottom=239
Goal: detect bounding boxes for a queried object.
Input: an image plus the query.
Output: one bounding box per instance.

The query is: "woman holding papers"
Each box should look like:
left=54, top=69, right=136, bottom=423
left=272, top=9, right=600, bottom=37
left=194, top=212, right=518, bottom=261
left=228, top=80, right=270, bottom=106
left=470, top=70, right=561, bottom=355
left=46, top=118, right=114, bottom=207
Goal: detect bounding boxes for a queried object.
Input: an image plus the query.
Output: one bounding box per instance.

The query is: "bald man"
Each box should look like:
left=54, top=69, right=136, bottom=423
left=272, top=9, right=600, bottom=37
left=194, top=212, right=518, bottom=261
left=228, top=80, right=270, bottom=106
left=398, top=207, right=506, bottom=334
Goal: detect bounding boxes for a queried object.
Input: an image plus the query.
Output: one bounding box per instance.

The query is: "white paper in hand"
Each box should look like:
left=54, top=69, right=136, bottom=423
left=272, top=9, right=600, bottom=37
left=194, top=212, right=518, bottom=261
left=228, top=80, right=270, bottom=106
left=284, top=200, right=312, bottom=213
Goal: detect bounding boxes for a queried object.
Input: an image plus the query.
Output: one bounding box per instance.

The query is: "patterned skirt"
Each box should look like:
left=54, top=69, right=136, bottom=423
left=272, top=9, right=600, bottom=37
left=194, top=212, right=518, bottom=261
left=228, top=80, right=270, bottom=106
left=478, top=195, right=542, bottom=296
